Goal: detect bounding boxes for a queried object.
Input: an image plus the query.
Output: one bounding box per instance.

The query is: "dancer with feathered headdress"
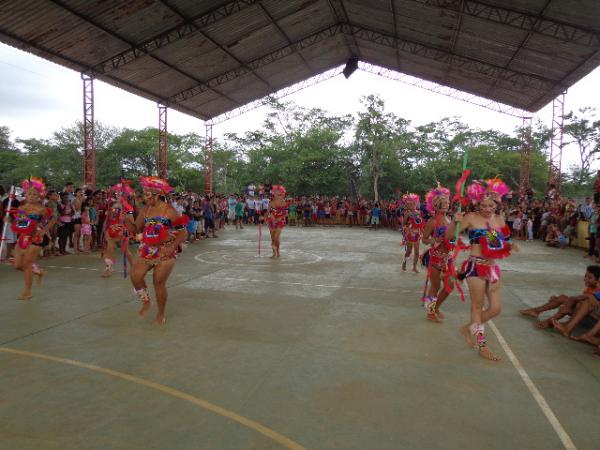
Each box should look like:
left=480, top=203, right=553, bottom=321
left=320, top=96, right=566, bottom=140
left=265, top=184, right=287, bottom=259
left=447, top=177, right=515, bottom=361
left=101, top=179, right=135, bottom=277
left=11, top=177, right=54, bottom=300
left=421, top=184, right=463, bottom=322
left=401, top=193, right=425, bottom=273
left=127, top=176, right=188, bottom=325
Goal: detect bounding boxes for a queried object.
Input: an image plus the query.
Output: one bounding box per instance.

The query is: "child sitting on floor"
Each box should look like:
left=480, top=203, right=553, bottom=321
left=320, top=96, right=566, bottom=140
left=519, top=265, right=600, bottom=329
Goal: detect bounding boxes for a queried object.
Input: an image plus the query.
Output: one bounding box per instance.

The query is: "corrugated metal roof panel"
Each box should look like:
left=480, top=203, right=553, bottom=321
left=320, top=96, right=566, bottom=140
left=0, top=0, right=598, bottom=119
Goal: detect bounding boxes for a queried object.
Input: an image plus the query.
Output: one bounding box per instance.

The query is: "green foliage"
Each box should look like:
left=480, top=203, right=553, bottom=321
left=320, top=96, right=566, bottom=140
left=1, top=98, right=597, bottom=198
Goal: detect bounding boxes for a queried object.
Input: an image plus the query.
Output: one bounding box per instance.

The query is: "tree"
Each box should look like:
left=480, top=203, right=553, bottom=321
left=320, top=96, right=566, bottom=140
left=355, top=95, right=408, bottom=200
left=563, top=107, right=599, bottom=189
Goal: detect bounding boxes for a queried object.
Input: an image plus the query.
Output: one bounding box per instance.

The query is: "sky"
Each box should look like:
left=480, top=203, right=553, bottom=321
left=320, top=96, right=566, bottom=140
left=0, top=41, right=599, bottom=170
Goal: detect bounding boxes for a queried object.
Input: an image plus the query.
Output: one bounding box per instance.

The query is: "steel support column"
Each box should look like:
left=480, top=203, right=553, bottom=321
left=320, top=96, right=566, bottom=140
left=81, top=74, right=95, bottom=189
left=548, top=92, right=566, bottom=193
left=157, top=104, right=168, bottom=179
left=519, top=116, right=533, bottom=199
left=204, top=124, right=213, bottom=195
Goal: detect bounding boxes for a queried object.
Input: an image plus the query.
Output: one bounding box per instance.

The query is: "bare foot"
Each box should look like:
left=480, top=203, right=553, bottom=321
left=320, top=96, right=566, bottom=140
left=426, top=313, right=442, bottom=323
left=269, top=255, right=276, bottom=259
left=138, top=301, right=151, bottom=318
left=460, top=324, right=475, bottom=348
left=571, top=333, right=600, bottom=346
left=154, top=315, right=166, bottom=325
left=478, top=346, right=501, bottom=361
left=435, top=310, right=445, bottom=320
left=17, top=292, right=32, bottom=301
left=552, top=319, right=571, bottom=337
left=401, top=260, right=407, bottom=272
left=412, top=267, right=419, bottom=274
left=519, top=309, right=539, bottom=318
left=535, top=318, right=553, bottom=329
left=35, top=269, right=46, bottom=285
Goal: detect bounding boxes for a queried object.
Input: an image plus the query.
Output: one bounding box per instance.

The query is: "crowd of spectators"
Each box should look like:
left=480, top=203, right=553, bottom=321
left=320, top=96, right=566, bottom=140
left=1, top=172, right=599, bottom=263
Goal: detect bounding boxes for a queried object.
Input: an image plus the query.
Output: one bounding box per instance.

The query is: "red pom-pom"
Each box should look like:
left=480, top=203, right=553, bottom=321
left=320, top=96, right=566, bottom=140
left=173, top=214, right=189, bottom=227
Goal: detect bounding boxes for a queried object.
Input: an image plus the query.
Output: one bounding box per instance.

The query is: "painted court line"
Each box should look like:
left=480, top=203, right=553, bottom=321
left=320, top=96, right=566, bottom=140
left=0, top=347, right=306, bottom=450
left=209, top=276, right=407, bottom=293
left=488, top=321, right=577, bottom=450
left=45, top=265, right=100, bottom=271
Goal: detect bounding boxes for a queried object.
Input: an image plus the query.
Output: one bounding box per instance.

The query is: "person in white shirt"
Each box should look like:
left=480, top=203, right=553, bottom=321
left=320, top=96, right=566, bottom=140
left=227, top=194, right=236, bottom=225
left=246, top=195, right=256, bottom=225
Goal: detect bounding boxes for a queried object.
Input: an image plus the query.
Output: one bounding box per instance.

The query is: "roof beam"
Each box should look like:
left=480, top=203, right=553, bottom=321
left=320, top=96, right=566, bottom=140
left=528, top=46, right=600, bottom=110
left=442, top=0, right=464, bottom=84
left=155, top=0, right=275, bottom=94
left=482, top=0, right=552, bottom=103
left=326, top=0, right=361, bottom=58
left=390, top=0, right=402, bottom=70
left=257, top=2, right=315, bottom=74
left=344, top=24, right=560, bottom=93
left=49, top=0, right=240, bottom=108
left=168, top=24, right=344, bottom=105
left=407, top=0, right=600, bottom=47
left=88, top=0, right=260, bottom=75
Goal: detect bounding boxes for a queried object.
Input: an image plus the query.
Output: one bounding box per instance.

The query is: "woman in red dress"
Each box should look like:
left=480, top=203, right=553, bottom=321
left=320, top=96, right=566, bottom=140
left=128, top=177, right=188, bottom=325
left=101, top=180, right=134, bottom=277
left=266, top=185, right=287, bottom=259
left=421, top=185, right=458, bottom=322
left=12, top=177, right=54, bottom=300
left=402, top=193, right=425, bottom=273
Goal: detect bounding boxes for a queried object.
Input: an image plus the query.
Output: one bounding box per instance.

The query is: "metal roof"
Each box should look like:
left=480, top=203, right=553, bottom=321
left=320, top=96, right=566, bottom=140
left=1, top=0, right=599, bottom=120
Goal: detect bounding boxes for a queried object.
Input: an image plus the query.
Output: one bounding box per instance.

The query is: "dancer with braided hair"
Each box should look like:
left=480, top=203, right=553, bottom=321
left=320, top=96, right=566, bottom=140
left=401, top=193, right=425, bottom=273
left=128, top=177, right=188, bottom=325
left=101, top=180, right=135, bottom=277
left=266, top=185, right=287, bottom=259
left=447, top=178, right=514, bottom=361
left=421, top=185, right=460, bottom=322
left=11, top=178, right=54, bottom=300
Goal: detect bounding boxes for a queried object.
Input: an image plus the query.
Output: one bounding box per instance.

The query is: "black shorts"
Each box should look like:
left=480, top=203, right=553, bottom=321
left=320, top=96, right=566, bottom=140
left=73, top=218, right=82, bottom=225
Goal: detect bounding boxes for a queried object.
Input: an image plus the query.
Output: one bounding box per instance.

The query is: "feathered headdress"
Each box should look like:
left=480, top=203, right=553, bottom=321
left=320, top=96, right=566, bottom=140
left=22, top=177, right=46, bottom=197
left=110, top=179, right=135, bottom=195
left=139, top=176, right=173, bottom=194
left=425, top=184, right=451, bottom=213
left=271, top=184, right=286, bottom=197
left=402, top=193, right=420, bottom=205
left=466, top=178, right=510, bottom=203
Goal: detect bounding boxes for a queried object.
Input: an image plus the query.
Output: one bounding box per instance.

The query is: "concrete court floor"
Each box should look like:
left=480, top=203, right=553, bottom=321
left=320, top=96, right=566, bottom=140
left=0, top=225, right=598, bottom=450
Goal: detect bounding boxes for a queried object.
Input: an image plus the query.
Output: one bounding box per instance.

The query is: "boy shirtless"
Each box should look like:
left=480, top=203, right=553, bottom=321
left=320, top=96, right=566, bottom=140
left=519, top=265, right=600, bottom=329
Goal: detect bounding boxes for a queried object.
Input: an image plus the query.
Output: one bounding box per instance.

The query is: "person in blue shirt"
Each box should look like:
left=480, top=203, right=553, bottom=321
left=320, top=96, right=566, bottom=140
left=370, top=203, right=381, bottom=230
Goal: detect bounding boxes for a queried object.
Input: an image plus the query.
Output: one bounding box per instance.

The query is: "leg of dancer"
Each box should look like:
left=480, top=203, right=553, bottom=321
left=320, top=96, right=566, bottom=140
left=130, top=260, right=153, bottom=317
left=102, top=237, right=116, bottom=277
left=152, top=258, right=176, bottom=324
left=269, top=228, right=277, bottom=259
left=402, top=243, right=412, bottom=272
left=14, top=244, right=43, bottom=300
left=412, top=240, right=420, bottom=274
left=274, top=227, right=282, bottom=258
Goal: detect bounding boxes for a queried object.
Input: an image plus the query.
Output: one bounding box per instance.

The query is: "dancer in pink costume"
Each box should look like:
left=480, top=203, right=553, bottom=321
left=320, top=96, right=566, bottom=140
left=447, top=178, right=515, bottom=361
left=128, top=177, right=188, bottom=325
left=11, top=178, right=54, bottom=300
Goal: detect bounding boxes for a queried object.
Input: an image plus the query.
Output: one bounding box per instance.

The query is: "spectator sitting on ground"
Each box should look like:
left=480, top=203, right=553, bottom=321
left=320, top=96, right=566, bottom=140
left=553, top=273, right=600, bottom=342
left=545, top=223, right=564, bottom=248
left=519, top=265, right=600, bottom=329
